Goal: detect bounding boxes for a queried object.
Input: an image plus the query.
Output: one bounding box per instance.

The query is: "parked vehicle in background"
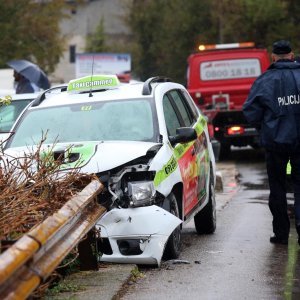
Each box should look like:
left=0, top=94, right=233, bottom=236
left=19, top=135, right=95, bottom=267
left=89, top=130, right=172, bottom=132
left=187, top=42, right=270, bottom=159
left=0, top=92, right=40, bottom=144
left=3, top=75, right=216, bottom=266
left=0, top=89, right=15, bottom=97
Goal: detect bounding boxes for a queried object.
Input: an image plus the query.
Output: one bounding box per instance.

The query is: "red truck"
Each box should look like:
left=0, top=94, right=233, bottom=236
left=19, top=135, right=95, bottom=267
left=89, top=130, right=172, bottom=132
left=187, top=42, right=270, bottom=159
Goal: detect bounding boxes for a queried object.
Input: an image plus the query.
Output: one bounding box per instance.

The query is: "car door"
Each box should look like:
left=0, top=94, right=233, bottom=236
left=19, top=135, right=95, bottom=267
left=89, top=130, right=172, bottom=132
left=163, top=89, right=209, bottom=218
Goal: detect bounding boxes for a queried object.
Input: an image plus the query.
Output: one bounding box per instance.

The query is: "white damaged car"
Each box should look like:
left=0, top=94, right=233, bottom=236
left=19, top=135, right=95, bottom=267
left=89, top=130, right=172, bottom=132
left=3, top=75, right=216, bottom=266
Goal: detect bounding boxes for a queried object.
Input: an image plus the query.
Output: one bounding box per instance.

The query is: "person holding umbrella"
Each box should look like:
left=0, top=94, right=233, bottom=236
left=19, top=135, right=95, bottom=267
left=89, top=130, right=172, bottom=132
left=7, top=59, right=51, bottom=94
left=13, top=70, right=40, bottom=94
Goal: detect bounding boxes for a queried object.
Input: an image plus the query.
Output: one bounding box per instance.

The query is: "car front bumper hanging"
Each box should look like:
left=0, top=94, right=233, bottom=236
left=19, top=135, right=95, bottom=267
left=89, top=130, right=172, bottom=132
left=96, top=205, right=182, bottom=266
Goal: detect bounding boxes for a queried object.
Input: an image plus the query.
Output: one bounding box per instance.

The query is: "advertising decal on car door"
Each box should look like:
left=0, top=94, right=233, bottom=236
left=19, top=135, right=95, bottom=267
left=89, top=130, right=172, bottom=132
left=175, top=117, right=209, bottom=215
left=152, top=115, right=209, bottom=211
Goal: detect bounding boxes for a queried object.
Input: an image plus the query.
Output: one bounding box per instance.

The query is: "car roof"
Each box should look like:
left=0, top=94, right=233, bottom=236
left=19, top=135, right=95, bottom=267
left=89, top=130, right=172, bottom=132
left=41, top=83, right=149, bottom=107
left=28, top=76, right=180, bottom=109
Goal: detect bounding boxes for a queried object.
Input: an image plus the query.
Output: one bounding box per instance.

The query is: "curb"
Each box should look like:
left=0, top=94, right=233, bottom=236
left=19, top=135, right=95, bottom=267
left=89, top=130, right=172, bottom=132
left=215, top=170, right=223, bottom=192
left=47, top=264, right=136, bottom=300
left=215, top=161, right=239, bottom=210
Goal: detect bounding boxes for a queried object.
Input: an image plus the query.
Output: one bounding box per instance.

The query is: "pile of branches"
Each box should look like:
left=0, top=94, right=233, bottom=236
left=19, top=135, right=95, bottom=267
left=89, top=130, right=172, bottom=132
left=0, top=141, right=97, bottom=243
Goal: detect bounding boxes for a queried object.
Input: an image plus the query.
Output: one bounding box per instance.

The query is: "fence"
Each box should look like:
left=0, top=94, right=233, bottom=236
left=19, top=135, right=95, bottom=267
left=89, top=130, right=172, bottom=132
left=0, top=179, right=106, bottom=299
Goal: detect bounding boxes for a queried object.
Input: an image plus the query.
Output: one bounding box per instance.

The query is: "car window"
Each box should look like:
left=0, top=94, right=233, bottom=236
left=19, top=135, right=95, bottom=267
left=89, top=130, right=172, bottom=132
left=181, top=89, right=199, bottom=120
left=163, top=95, right=181, bottom=136
left=8, top=99, right=157, bottom=147
left=169, top=90, right=193, bottom=127
left=0, top=99, right=32, bottom=132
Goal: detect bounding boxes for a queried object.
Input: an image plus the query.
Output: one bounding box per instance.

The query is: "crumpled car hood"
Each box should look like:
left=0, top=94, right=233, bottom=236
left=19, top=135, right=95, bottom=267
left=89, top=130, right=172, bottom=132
left=4, top=140, right=160, bottom=173
left=82, top=141, right=159, bottom=173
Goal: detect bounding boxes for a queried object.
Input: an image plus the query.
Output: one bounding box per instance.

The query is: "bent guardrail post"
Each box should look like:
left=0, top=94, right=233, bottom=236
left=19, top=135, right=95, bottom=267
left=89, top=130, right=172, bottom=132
left=78, top=229, right=99, bottom=271
left=0, top=179, right=106, bottom=299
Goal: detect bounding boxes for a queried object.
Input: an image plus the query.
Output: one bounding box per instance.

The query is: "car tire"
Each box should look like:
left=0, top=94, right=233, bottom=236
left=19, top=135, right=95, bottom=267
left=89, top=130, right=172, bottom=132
left=194, top=168, right=216, bottom=234
left=163, top=192, right=181, bottom=259
left=219, top=143, right=231, bottom=160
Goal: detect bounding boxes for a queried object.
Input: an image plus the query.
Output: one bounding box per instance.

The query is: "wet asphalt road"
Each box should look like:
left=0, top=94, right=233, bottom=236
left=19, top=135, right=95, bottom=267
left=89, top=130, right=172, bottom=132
left=121, top=148, right=300, bottom=300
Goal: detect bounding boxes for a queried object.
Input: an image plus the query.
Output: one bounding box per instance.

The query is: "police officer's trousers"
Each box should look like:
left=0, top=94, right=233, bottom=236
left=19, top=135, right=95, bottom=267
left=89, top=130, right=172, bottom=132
left=265, top=150, right=300, bottom=239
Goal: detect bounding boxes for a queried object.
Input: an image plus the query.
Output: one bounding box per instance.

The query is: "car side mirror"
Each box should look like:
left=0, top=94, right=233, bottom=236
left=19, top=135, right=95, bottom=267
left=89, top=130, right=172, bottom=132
left=169, top=127, right=197, bottom=146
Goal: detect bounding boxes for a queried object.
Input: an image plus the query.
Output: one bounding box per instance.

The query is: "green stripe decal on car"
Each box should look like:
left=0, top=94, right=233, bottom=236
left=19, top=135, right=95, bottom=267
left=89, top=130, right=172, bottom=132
left=194, top=120, right=204, bottom=135
left=154, top=155, right=178, bottom=187
left=173, top=141, right=193, bottom=159
left=61, top=143, right=97, bottom=169
left=41, top=143, right=97, bottom=170
left=173, top=116, right=206, bottom=159
left=154, top=115, right=207, bottom=187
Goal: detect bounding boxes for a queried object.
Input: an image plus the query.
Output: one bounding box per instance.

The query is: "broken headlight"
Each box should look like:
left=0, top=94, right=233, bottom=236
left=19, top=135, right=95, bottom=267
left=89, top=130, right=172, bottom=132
left=128, top=181, right=156, bottom=207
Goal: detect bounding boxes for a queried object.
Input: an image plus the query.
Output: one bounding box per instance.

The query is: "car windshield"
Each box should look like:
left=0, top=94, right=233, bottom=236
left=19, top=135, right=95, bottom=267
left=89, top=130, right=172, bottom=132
left=8, top=98, right=158, bottom=148
left=0, top=99, right=32, bottom=132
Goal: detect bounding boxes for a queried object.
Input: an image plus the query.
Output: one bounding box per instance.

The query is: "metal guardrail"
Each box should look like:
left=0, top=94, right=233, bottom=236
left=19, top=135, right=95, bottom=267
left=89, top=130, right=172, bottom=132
left=0, top=179, right=106, bottom=299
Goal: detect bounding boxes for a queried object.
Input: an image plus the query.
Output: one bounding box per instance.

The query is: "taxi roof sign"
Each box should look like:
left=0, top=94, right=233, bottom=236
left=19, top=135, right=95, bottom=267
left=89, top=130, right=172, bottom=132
left=67, top=75, right=120, bottom=93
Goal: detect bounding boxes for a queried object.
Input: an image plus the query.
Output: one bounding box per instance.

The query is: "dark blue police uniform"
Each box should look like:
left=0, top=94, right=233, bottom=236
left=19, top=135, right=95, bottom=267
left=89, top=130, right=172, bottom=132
left=243, top=40, right=300, bottom=245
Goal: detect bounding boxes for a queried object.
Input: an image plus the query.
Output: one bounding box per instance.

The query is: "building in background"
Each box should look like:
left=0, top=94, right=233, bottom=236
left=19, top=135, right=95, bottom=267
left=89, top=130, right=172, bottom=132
left=51, top=0, right=132, bottom=84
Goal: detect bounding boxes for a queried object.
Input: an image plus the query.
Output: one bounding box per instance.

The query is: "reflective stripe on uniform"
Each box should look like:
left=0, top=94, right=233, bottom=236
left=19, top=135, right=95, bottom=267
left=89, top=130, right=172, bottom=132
left=287, top=160, right=291, bottom=175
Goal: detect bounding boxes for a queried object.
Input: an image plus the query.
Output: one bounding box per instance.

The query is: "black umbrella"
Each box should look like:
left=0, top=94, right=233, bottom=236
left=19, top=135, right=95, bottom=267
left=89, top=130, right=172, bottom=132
left=7, top=59, right=50, bottom=90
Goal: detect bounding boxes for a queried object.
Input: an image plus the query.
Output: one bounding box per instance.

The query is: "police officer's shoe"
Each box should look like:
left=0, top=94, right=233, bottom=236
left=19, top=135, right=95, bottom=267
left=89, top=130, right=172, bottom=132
left=270, top=235, right=288, bottom=245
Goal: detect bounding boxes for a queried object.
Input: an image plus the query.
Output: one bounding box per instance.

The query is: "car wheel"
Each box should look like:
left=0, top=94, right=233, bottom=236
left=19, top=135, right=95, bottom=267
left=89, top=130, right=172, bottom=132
left=163, top=192, right=181, bottom=259
left=194, top=168, right=216, bottom=234
left=219, top=143, right=231, bottom=160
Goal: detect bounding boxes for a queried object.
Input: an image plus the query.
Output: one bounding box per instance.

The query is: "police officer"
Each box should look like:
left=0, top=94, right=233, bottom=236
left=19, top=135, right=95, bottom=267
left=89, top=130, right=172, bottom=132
left=243, top=40, right=300, bottom=245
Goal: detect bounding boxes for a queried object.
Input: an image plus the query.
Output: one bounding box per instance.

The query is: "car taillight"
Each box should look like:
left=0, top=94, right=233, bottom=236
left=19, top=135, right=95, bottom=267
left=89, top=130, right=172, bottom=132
left=227, top=126, right=245, bottom=135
